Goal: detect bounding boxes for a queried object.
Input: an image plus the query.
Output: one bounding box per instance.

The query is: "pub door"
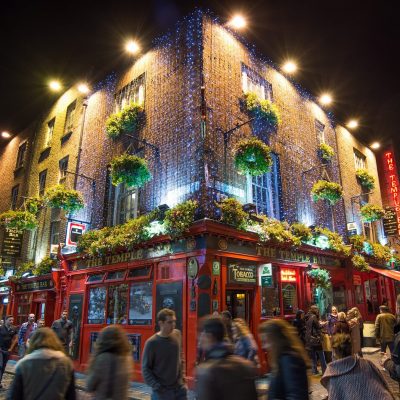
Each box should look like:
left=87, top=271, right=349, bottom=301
left=226, top=289, right=252, bottom=324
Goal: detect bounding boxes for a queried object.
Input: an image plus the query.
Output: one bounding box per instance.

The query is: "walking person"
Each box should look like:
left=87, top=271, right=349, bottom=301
left=333, top=312, right=350, bottom=334
left=0, top=315, right=18, bottom=389
left=292, top=309, right=306, bottom=345
left=51, top=310, right=73, bottom=355
left=259, top=318, right=309, bottom=400
left=196, top=315, right=257, bottom=400
left=347, top=309, right=361, bottom=356
left=142, top=308, right=187, bottom=400
left=232, top=318, right=259, bottom=367
left=375, top=305, right=397, bottom=355
left=18, top=313, right=37, bottom=357
left=220, top=310, right=234, bottom=343
left=7, top=327, right=76, bottom=400
left=305, top=305, right=327, bottom=375
left=86, top=325, right=133, bottom=400
left=321, top=333, right=394, bottom=399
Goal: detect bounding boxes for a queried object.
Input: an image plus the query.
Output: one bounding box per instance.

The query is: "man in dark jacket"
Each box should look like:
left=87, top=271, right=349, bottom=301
left=375, top=305, right=396, bottom=354
left=196, top=315, right=258, bottom=400
left=51, top=310, right=73, bottom=355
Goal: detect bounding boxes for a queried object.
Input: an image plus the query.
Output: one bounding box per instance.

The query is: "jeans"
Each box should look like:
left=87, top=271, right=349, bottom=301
left=0, top=350, right=10, bottom=384
left=151, top=386, right=187, bottom=400
left=309, top=349, right=327, bottom=374
left=381, top=341, right=394, bottom=354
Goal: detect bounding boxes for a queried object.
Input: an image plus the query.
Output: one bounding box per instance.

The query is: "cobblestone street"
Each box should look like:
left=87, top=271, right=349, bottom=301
left=1, top=348, right=399, bottom=399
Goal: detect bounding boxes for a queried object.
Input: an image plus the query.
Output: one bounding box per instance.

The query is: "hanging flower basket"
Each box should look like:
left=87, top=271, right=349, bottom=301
left=360, top=204, right=386, bottom=222
left=110, top=154, right=152, bottom=188
left=307, top=268, right=331, bottom=289
left=311, top=180, right=343, bottom=205
left=25, top=197, right=45, bottom=215
left=216, top=198, right=248, bottom=230
left=244, top=92, right=281, bottom=128
left=318, top=143, right=335, bottom=163
left=0, top=210, right=38, bottom=230
left=44, top=185, right=84, bottom=213
left=164, top=200, right=198, bottom=238
left=352, top=254, right=370, bottom=272
left=234, top=137, right=273, bottom=176
left=105, top=102, right=144, bottom=140
left=356, top=169, right=375, bottom=191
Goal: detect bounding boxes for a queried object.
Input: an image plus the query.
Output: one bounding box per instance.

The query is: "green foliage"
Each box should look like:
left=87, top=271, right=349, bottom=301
left=349, top=235, right=368, bottom=252
left=44, top=185, right=84, bottom=213
left=319, top=143, right=335, bottom=162
left=14, top=261, right=34, bottom=278
left=216, top=198, right=248, bottom=230
left=0, top=210, right=38, bottom=230
left=356, top=169, right=375, bottom=191
left=105, top=102, right=144, bottom=139
left=33, top=257, right=56, bottom=276
left=290, top=222, right=313, bottom=242
left=234, top=137, right=273, bottom=176
left=257, top=217, right=301, bottom=247
left=371, top=243, right=392, bottom=262
left=164, top=200, right=198, bottom=238
left=311, top=180, right=343, bottom=205
left=313, top=227, right=350, bottom=255
left=244, top=92, right=281, bottom=128
left=110, top=154, right=152, bottom=188
left=307, top=268, right=331, bottom=289
left=25, top=197, right=45, bottom=215
left=352, top=254, right=370, bottom=272
left=359, top=204, right=386, bottom=222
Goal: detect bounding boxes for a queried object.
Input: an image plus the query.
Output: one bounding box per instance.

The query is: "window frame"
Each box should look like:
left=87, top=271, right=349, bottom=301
left=315, top=120, right=325, bottom=144
left=126, top=265, right=153, bottom=281
left=59, top=155, right=69, bottom=184
left=15, top=141, right=27, bottom=169
left=64, top=100, right=77, bottom=135
left=241, top=63, right=273, bottom=101
left=354, top=149, right=366, bottom=170
left=49, top=220, right=61, bottom=246
left=11, top=185, right=19, bottom=210
left=45, top=118, right=55, bottom=148
left=115, top=74, right=145, bottom=112
left=38, top=169, right=47, bottom=196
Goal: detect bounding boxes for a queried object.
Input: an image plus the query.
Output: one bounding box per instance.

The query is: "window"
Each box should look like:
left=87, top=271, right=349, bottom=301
left=59, top=156, right=69, bottom=183
left=261, top=266, right=280, bottom=317
left=129, top=281, right=153, bottom=325
left=127, top=266, right=152, bottom=279
left=88, top=287, right=106, bottom=324
left=354, top=149, right=366, bottom=170
left=16, top=294, right=32, bottom=326
left=282, top=283, right=298, bottom=314
left=115, top=75, right=145, bottom=112
left=50, top=221, right=60, bottom=246
left=64, top=100, right=76, bottom=134
left=15, top=142, right=27, bottom=169
left=87, top=273, right=105, bottom=283
left=105, top=270, right=126, bottom=281
left=247, top=153, right=281, bottom=219
left=364, top=279, right=379, bottom=314
left=241, top=64, right=272, bottom=101
left=107, top=284, right=128, bottom=324
left=315, top=120, right=325, bottom=144
left=38, top=170, right=47, bottom=196
left=11, top=185, right=19, bottom=210
left=45, top=118, right=55, bottom=147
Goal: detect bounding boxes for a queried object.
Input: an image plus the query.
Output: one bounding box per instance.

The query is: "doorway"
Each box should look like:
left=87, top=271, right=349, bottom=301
left=226, top=290, right=252, bottom=323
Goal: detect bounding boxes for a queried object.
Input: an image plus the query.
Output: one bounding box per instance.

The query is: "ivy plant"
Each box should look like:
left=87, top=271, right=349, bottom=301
left=290, top=222, right=313, bottom=242
left=256, top=217, right=301, bottom=247
left=216, top=198, right=248, bottom=230
left=164, top=200, right=198, bottom=238
left=356, top=169, right=375, bottom=191
left=110, top=154, right=151, bottom=188
left=25, top=197, right=45, bottom=215
left=311, top=180, right=343, bottom=205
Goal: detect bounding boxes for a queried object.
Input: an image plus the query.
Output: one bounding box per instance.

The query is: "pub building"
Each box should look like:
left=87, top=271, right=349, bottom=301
left=60, top=219, right=356, bottom=381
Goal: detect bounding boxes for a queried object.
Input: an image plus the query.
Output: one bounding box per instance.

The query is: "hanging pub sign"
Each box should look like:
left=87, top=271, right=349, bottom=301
left=228, top=263, right=257, bottom=285
left=1, top=227, right=23, bottom=257
left=66, top=221, right=89, bottom=247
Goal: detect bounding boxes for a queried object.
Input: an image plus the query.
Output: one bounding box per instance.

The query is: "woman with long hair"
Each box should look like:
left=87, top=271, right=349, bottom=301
left=86, top=325, right=133, bottom=400
left=321, top=334, right=394, bottom=399
left=8, top=327, right=76, bottom=400
left=333, top=312, right=350, bottom=334
left=259, top=319, right=309, bottom=399
left=232, top=318, right=259, bottom=367
left=347, top=309, right=361, bottom=356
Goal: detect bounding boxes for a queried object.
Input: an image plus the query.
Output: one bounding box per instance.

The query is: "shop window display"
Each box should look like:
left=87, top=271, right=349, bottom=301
left=129, top=281, right=153, bottom=325
left=88, top=287, right=106, bottom=324
left=107, top=284, right=128, bottom=324
left=282, top=283, right=298, bottom=315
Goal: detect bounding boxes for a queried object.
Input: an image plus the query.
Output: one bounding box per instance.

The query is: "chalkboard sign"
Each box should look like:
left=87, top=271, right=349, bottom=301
left=1, top=227, right=23, bottom=257
left=383, top=207, right=398, bottom=237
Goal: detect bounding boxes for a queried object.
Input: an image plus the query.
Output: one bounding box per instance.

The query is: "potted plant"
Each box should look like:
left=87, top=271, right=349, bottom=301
left=318, top=143, right=335, bottom=163
left=359, top=204, right=386, bottom=222
left=216, top=198, right=248, bottom=230
left=356, top=169, right=375, bottom=191
left=352, top=254, right=370, bottom=272
left=244, top=92, right=281, bottom=128
left=311, top=180, right=343, bottom=205
left=110, top=154, right=152, bottom=188
left=234, top=137, right=273, bottom=176
left=307, top=268, right=331, bottom=289
left=164, top=200, right=198, bottom=238
left=0, top=210, right=38, bottom=230
left=106, top=102, right=144, bottom=139
left=44, top=185, right=84, bottom=213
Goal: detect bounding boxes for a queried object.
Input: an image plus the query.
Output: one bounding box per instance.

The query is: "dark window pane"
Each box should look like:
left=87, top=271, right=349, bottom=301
left=87, top=273, right=105, bottom=283
left=128, top=266, right=151, bottom=279
left=129, top=281, right=153, bottom=325
left=88, top=287, right=106, bottom=324
left=106, top=270, right=126, bottom=281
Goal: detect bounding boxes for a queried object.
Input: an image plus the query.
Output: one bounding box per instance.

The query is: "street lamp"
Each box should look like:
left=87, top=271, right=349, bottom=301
left=346, top=120, right=358, bottom=129
left=49, top=80, right=62, bottom=92
left=319, top=93, right=332, bottom=106
left=1, top=131, right=11, bottom=139
left=282, top=61, right=297, bottom=74
left=78, top=83, right=90, bottom=94
left=229, top=15, right=246, bottom=29
left=370, top=142, right=380, bottom=150
left=126, top=40, right=140, bottom=54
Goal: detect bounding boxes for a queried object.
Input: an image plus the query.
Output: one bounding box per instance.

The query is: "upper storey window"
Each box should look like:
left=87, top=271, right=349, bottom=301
left=241, top=64, right=272, bottom=101
left=315, top=120, right=325, bottom=144
left=354, top=149, right=366, bottom=170
left=45, top=118, right=55, bottom=147
left=115, top=74, right=145, bottom=112
left=64, top=100, right=76, bottom=134
left=15, top=141, right=27, bottom=169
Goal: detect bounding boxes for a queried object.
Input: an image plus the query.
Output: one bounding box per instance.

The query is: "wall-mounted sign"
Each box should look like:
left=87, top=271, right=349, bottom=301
left=66, top=222, right=88, bottom=247
left=281, top=268, right=296, bottom=282
left=383, top=207, right=398, bottom=237
left=15, top=278, right=54, bottom=293
left=347, top=222, right=358, bottom=236
left=1, top=227, right=23, bottom=257
left=258, top=263, right=272, bottom=286
left=187, top=257, right=199, bottom=279
left=228, top=263, right=257, bottom=285
left=212, top=261, right=220, bottom=276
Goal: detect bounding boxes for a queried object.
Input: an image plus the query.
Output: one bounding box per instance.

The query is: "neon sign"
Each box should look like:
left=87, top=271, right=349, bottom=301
left=281, top=268, right=296, bottom=282
left=384, top=151, right=400, bottom=235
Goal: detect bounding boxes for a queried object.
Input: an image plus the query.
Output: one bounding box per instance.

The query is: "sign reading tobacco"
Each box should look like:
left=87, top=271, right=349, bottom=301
left=228, top=264, right=257, bottom=285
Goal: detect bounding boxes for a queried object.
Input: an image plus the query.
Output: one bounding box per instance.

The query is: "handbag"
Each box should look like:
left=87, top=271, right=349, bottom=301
left=309, top=335, right=321, bottom=347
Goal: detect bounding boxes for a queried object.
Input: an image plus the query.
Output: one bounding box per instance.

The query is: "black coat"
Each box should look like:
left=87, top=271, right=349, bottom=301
left=268, top=352, right=309, bottom=400
left=293, top=318, right=306, bottom=344
left=305, top=312, right=323, bottom=351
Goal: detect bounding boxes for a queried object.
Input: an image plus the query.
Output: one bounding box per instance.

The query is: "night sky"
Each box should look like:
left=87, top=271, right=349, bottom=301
left=1, top=0, right=399, bottom=151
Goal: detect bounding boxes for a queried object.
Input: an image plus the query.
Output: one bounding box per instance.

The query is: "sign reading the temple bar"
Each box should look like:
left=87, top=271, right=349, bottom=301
left=1, top=227, right=23, bottom=257
left=15, top=278, right=54, bottom=293
left=383, top=207, right=398, bottom=237
left=228, top=263, right=257, bottom=285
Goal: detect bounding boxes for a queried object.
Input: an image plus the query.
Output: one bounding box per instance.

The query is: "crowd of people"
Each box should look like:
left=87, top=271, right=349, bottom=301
left=1, top=300, right=400, bottom=399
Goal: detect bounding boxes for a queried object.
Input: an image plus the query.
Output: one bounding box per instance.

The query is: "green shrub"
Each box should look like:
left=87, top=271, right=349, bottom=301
left=105, top=102, right=144, bottom=139
left=290, top=222, right=313, bottom=242
left=164, top=200, right=198, bottom=238
left=216, top=198, right=248, bottom=230
left=319, top=143, right=335, bottom=162
left=352, top=254, right=370, bottom=272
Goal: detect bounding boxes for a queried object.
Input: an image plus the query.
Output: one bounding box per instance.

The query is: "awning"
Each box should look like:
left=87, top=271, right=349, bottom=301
left=369, top=266, right=400, bottom=282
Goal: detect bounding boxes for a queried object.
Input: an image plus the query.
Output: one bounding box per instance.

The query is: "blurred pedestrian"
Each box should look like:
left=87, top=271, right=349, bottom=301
left=375, top=305, right=396, bottom=355
left=0, top=315, right=18, bottom=389
left=327, top=306, right=338, bottom=336
left=86, top=325, right=132, bottom=400
left=196, top=315, right=257, bottom=400
left=51, top=310, right=73, bottom=355
left=293, top=310, right=306, bottom=344
left=18, top=313, right=37, bottom=357
left=259, top=319, right=310, bottom=400
left=232, top=318, right=259, bottom=367
left=347, top=309, right=361, bottom=356
left=220, top=310, right=233, bottom=343
left=321, top=333, right=394, bottom=399
left=7, top=327, right=76, bottom=399
left=142, top=308, right=187, bottom=400
left=333, top=312, right=349, bottom=334
left=352, top=307, right=364, bottom=348
left=305, top=305, right=326, bottom=375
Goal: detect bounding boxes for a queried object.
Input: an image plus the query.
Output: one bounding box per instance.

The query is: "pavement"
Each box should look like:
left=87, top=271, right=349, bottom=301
left=0, top=348, right=399, bottom=399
